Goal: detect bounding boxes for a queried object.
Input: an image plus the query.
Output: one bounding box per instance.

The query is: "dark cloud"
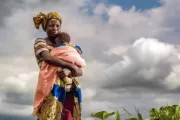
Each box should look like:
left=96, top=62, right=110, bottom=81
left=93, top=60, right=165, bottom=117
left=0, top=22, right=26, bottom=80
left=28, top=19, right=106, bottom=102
left=2, top=92, right=33, bottom=106
left=156, top=30, right=180, bottom=44
left=0, top=114, right=35, bottom=120
left=152, top=0, right=180, bottom=44
left=0, top=0, right=25, bottom=27
left=161, top=0, right=180, bottom=29
left=102, top=63, right=171, bottom=91
left=0, top=0, right=36, bottom=57
left=40, top=0, right=60, bottom=3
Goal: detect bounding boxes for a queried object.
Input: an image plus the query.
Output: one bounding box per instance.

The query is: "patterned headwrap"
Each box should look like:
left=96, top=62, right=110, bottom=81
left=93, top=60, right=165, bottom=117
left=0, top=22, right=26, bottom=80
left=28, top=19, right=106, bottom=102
left=33, top=12, right=62, bottom=31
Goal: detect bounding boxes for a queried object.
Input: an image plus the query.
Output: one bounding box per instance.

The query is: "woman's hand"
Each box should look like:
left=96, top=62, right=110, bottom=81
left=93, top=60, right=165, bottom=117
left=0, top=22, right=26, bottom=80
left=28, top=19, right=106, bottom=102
left=57, top=66, right=82, bottom=78
left=57, top=70, right=66, bottom=79
left=71, top=65, right=83, bottom=77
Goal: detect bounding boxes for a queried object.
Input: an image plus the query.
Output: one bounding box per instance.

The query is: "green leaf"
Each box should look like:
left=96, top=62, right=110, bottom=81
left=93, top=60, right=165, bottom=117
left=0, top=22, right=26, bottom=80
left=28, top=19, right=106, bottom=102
left=149, top=105, right=180, bottom=120
left=114, top=111, right=120, bottom=120
left=91, top=111, right=107, bottom=120
left=104, top=111, right=116, bottom=119
left=123, top=108, right=132, bottom=116
left=91, top=111, right=115, bottom=120
left=137, top=113, right=143, bottom=120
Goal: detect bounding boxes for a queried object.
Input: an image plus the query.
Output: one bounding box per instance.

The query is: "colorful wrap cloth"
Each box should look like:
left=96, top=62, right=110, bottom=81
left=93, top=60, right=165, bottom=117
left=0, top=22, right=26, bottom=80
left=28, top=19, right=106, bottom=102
left=33, top=43, right=85, bottom=120
left=33, top=12, right=62, bottom=31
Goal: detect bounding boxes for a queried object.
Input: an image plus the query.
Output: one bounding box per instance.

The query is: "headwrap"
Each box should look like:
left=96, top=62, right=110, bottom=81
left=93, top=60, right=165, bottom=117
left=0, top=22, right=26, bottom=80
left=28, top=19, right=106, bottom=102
left=33, top=12, right=62, bottom=31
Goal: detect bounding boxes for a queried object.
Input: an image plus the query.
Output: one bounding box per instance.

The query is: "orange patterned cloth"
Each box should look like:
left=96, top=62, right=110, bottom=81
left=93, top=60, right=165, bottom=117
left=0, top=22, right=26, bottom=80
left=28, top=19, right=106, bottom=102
left=33, top=12, right=62, bottom=31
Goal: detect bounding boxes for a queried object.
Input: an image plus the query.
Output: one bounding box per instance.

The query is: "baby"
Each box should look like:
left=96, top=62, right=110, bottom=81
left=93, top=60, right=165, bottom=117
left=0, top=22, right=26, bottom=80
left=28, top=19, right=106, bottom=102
left=54, top=32, right=86, bottom=84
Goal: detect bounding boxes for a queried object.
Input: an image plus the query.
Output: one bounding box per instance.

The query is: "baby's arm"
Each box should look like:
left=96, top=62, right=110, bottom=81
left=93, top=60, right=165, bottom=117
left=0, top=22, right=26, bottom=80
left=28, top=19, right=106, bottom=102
left=63, top=68, right=72, bottom=77
left=63, top=65, right=82, bottom=77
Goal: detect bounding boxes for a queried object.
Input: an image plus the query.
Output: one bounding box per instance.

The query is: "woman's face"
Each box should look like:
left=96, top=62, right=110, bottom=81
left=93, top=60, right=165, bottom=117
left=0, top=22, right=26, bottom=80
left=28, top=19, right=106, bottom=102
left=46, top=19, right=61, bottom=37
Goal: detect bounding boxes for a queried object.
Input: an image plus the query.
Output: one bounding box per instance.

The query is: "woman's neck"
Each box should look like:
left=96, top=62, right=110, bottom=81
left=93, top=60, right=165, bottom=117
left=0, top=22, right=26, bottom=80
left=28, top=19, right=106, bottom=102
left=48, top=36, right=56, bottom=45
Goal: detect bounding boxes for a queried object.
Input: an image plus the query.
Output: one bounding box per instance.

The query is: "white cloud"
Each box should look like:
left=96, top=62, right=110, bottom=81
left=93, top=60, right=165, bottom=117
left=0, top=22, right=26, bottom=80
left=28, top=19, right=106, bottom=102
left=108, top=5, right=147, bottom=28
left=80, top=60, right=109, bottom=85
left=164, top=65, right=180, bottom=90
left=1, top=0, right=180, bottom=119
left=130, top=37, right=176, bottom=64
left=0, top=102, right=33, bottom=116
left=83, top=88, right=96, bottom=100
left=84, top=100, right=115, bottom=113
left=93, top=3, right=108, bottom=15
left=1, top=72, right=38, bottom=93
left=84, top=117, right=95, bottom=120
left=153, top=97, right=174, bottom=105
left=104, top=45, right=129, bottom=56
left=105, top=37, right=180, bottom=92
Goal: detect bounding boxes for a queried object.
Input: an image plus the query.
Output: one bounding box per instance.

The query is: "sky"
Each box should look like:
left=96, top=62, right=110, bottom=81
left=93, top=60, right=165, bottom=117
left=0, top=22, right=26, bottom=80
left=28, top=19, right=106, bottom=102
left=0, top=0, right=180, bottom=120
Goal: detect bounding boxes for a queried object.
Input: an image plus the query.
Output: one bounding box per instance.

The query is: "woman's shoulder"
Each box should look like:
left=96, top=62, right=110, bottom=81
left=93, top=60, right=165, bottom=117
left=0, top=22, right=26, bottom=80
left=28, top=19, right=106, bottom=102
left=34, top=38, right=47, bottom=44
left=34, top=38, right=49, bottom=51
left=34, top=38, right=50, bottom=56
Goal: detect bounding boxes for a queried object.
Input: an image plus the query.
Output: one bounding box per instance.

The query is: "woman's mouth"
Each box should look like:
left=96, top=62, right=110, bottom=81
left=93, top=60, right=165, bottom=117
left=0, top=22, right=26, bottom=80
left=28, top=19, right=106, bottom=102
left=52, top=31, right=58, bottom=34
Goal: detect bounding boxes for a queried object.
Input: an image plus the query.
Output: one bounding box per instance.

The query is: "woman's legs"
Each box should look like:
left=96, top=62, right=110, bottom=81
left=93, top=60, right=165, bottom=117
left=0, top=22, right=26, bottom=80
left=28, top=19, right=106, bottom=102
left=61, top=92, right=75, bottom=120
left=37, top=94, right=62, bottom=120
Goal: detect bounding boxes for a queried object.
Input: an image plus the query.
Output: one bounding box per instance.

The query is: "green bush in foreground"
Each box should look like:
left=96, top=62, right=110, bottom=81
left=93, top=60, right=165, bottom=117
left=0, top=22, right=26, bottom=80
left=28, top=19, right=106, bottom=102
left=149, top=105, right=180, bottom=120
left=90, top=104, right=180, bottom=120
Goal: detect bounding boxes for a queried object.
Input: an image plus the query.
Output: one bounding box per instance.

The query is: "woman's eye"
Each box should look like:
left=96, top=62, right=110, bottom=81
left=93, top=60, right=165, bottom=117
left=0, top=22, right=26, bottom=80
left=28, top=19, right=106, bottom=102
left=48, top=25, right=52, bottom=27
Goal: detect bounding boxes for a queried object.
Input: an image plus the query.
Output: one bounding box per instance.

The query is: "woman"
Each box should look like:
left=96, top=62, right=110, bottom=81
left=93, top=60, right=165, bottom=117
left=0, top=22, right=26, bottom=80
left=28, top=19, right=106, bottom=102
left=32, top=12, right=82, bottom=120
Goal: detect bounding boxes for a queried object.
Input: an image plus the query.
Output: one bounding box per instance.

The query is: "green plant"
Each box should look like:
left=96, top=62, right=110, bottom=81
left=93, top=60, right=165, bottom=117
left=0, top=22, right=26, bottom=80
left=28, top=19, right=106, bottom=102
left=123, top=107, right=143, bottom=120
left=149, top=105, right=180, bottom=120
left=114, top=111, right=121, bottom=120
left=91, top=110, right=121, bottom=120
left=90, top=104, right=180, bottom=120
left=90, top=109, right=141, bottom=120
left=91, top=111, right=116, bottom=120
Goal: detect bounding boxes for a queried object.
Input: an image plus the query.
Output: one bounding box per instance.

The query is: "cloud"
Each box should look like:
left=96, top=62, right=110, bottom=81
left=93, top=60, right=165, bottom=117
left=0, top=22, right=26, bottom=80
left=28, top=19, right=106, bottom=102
left=0, top=114, right=35, bottom=120
left=1, top=0, right=180, bottom=119
left=82, top=88, right=96, bottom=100
left=164, top=65, right=180, bottom=90
left=0, top=70, right=38, bottom=116
left=103, top=37, right=180, bottom=93
left=0, top=0, right=26, bottom=27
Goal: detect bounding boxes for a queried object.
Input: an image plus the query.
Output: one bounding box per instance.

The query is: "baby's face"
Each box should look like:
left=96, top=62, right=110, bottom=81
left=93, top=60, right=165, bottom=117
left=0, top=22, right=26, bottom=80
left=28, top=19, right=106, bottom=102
left=55, top=36, right=62, bottom=45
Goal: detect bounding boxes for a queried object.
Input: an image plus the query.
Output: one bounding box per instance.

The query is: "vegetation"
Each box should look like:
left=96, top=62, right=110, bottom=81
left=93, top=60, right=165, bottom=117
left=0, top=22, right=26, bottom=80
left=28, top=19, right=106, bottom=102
left=90, top=105, right=180, bottom=120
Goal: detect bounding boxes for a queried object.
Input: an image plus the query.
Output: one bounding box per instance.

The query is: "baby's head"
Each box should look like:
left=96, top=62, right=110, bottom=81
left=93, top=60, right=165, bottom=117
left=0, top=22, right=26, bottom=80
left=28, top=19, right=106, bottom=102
left=55, top=32, right=71, bottom=45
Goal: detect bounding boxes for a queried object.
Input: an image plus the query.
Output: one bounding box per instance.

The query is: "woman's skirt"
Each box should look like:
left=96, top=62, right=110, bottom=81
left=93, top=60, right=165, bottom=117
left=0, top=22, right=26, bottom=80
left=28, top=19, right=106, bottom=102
left=36, top=76, right=82, bottom=120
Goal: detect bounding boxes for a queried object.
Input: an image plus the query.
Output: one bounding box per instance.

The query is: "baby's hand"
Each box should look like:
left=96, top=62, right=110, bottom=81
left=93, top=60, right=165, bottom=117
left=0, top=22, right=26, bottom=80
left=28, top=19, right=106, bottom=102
left=63, top=68, right=71, bottom=76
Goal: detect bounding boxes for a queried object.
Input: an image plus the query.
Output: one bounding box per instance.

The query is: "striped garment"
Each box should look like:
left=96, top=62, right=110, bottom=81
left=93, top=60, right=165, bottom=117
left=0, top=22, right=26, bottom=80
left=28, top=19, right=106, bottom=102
left=34, top=38, right=55, bottom=68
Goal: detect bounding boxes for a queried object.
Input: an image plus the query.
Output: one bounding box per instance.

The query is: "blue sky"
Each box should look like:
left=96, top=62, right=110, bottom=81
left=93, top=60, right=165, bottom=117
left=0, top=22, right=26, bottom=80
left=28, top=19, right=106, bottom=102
left=81, top=0, right=162, bottom=18
left=95, top=0, right=162, bottom=10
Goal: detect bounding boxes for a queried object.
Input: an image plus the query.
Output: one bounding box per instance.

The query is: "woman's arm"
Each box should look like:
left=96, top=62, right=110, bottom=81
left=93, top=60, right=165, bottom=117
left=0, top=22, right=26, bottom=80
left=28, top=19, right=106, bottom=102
left=40, top=51, right=82, bottom=76
left=34, top=38, right=82, bottom=77
left=40, top=51, right=73, bottom=68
